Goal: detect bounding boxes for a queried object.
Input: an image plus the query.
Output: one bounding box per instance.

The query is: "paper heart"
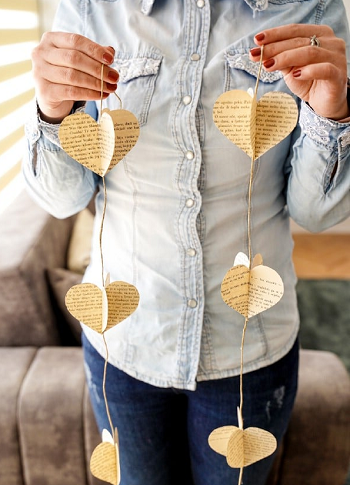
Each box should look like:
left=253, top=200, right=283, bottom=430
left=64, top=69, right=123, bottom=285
left=208, top=425, right=277, bottom=468
left=90, top=441, right=120, bottom=485
left=65, top=281, right=139, bottom=333
left=59, top=112, right=115, bottom=176
left=221, top=256, right=284, bottom=318
left=103, top=108, right=140, bottom=166
left=213, top=90, right=298, bottom=160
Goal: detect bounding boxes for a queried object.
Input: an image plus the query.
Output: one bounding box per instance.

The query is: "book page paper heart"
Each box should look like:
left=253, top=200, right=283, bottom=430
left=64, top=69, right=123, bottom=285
left=59, top=112, right=115, bottom=176
left=213, top=90, right=298, bottom=160
left=103, top=108, right=140, bottom=165
left=90, top=429, right=120, bottom=485
left=221, top=258, right=284, bottom=318
left=65, top=281, right=139, bottom=333
left=208, top=425, right=277, bottom=468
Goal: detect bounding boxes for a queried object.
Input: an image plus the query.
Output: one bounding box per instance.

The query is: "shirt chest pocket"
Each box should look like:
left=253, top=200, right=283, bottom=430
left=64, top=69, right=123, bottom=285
left=109, top=53, right=162, bottom=127
left=224, top=49, right=284, bottom=93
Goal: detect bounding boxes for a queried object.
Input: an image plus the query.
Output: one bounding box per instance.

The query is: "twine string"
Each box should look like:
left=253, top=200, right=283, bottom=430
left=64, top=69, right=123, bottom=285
left=99, top=63, right=115, bottom=442
left=99, top=177, right=107, bottom=286
left=100, top=64, right=104, bottom=118
left=114, top=91, right=123, bottom=109
left=102, top=332, right=115, bottom=441
left=237, top=46, right=264, bottom=485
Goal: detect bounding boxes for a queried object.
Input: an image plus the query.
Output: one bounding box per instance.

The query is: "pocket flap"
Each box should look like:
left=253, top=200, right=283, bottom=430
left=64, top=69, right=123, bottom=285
left=114, top=56, right=162, bottom=83
left=225, top=53, right=283, bottom=83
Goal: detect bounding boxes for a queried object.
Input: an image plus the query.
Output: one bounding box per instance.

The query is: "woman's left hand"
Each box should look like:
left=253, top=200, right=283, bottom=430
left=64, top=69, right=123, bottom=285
left=249, top=24, right=349, bottom=121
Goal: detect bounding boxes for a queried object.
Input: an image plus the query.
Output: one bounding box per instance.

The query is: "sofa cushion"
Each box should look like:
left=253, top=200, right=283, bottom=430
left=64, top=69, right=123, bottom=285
left=18, top=348, right=89, bottom=485
left=67, top=209, right=94, bottom=275
left=47, top=268, right=83, bottom=343
left=0, top=347, right=37, bottom=485
left=0, top=191, right=76, bottom=346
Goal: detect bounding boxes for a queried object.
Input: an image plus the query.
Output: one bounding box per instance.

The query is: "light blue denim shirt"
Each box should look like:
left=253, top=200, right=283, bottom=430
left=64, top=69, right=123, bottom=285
left=24, top=0, right=350, bottom=390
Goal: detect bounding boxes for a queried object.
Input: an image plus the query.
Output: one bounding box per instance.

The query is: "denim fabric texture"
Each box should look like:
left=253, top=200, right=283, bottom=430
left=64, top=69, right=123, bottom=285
left=83, top=332, right=299, bottom=485
left=23, top=0, right=350, bottom=390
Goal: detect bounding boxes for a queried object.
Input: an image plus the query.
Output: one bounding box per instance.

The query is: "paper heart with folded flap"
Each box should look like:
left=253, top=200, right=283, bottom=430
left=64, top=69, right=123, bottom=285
left=213, top=90, right=298, bottom=160
left=221, top=253, right=284, bottom=318
left=65, top=280, right=139, bottom=333
left=58, top=108, right=140, bottom=176
left=90, top=429, right=120, bottom=485
left=208, top=424, right=277, bottom=468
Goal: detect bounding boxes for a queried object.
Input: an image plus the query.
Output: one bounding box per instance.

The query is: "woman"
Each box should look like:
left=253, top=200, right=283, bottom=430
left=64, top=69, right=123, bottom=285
left=24, top=1, right=350, bottom=484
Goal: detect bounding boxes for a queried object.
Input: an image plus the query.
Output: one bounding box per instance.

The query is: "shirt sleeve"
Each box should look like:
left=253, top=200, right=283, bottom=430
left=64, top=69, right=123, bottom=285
left=286, top=0, right=350, bottom=232
left=286, top=101, right=350, bottom=232
left=22, top=100, right=99, bottom=219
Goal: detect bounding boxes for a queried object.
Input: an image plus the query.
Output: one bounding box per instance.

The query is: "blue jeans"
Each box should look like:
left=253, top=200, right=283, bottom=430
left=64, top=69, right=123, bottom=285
left=82, top=333, right=299, bottom=485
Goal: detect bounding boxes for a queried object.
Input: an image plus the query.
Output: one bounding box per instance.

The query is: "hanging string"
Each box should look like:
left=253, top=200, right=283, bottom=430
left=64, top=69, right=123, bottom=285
left=247, top=45, right=264, bottom=268
left=99, top=63, right=115, bottom=442
left=238, top=46, right=264, bottom=485
left=102, top=332, right=115, bottom=441
left=99, top=177, right=107, bottom=286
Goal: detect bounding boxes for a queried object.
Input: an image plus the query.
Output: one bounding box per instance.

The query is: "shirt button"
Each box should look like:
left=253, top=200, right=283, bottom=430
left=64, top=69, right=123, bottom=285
left=188, top=299, right=198, bottom=308
left=191, top=53, right=201, bottom=61
left=183, top=95, right=192, bottom=105
left=187, top=248, right=196, bottom=257
left=186, top=150, right=194, bottom=160
left=197, top=0, right=205, bottom=7
left=186, top=198, right=195, bottom=208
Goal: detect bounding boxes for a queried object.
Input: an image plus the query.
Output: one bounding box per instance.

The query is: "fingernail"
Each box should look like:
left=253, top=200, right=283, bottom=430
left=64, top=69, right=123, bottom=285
left=250, top=47, right=261, bottom=57
left=108, top=46, right=115, bottom=55
left=255, top=33, right=265, bottom=42
left=103, top=52, right=114, bottom=64
left=263, top=58, right=275, bottom=69
left=293, top=69, right=302, bottom=78
left=106, top=82, right=117, bottom=91
left=107, top=70, right=119, bottom=82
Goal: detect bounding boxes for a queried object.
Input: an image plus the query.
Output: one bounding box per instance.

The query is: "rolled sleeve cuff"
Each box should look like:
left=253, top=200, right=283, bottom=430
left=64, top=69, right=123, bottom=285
left=299, top=101, right=350, bottom=150
left=25, top=99, right=86, bottom=150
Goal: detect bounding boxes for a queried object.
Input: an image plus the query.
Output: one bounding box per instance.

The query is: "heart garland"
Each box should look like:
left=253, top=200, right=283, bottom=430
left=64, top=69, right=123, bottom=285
left=59, top=65, right=141, bottom=485
left=208, top=47, right=297, bottom=485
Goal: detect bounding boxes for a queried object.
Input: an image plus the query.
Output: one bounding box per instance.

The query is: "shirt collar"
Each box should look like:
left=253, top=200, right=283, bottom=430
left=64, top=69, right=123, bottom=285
left=141, top=0, right=268, bottom=15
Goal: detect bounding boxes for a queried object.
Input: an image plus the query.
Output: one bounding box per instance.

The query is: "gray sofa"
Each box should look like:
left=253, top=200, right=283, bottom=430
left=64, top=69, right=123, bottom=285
left=0, top=190, right=349, bottom=485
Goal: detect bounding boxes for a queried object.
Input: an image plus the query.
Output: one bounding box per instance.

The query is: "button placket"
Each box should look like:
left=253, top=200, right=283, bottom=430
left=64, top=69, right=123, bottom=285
left=173, top=0, right=209, bottom=383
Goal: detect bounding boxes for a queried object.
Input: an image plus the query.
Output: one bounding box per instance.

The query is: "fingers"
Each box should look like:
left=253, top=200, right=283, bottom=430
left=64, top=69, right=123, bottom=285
left=253, top=23, right=335, bottom=46
left=249, top=24, right=346, bottom=75
left=36, top=31, right=116, bottom=66
left=247, top=24, right=349, bottom=119
left=31, top=32, right=119, bottom=121
left=248, top=23, right=347, bottom=90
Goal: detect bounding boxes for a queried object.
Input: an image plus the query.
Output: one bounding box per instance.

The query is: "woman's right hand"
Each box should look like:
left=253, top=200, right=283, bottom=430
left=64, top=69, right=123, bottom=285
left=31, top=32, right=119, bottom=123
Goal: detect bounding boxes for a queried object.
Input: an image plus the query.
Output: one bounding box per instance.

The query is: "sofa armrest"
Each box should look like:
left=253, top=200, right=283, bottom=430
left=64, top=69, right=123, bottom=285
left=0, top=191, right=76, bottom=346
left=277, top=349, right=350, bottom=485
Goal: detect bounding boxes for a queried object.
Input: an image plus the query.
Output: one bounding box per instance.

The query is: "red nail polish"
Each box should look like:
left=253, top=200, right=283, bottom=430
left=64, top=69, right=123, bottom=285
left=103, top=52, right=114, bottom=64
left=106, top=82, right=117, bottom=91
left=250, top=47, right=261, bottom=57
left=263, top=59, right=275, bottom=69
left=255, top=33, right=265, bottom=42
left=108, top=70, right=119, bottom=82
left=293, top=69, right=302, bottom=78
